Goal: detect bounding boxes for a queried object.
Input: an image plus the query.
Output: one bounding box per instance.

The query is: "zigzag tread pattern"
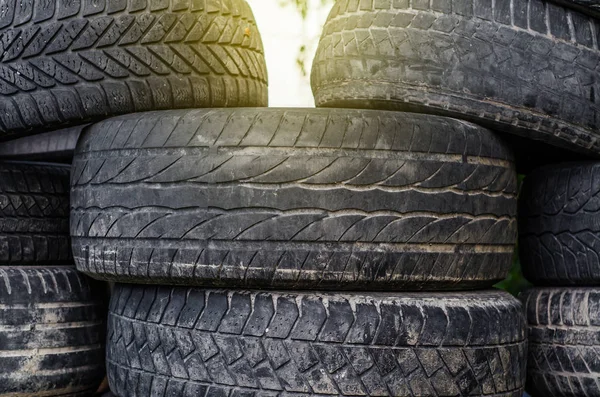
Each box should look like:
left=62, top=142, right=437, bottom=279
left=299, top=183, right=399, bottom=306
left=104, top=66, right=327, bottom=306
left=0, top=162, right=71, bottom=264
left=519, top=163, right=600, bottom=285
left=107, top=285, right=526, bottom=397
left=522, top=287, right=600, bottom=396
left=0, top=266, right=106, bottom=396
left=311, top=0, right=600, bottom=156
left=0, top=0, right=268, bottom=139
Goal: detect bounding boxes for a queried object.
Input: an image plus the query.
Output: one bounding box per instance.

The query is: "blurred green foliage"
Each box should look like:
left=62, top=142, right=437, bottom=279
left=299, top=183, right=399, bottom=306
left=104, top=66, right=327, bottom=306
left=494, top=248, right=531, bottom=297
left=278, top=0, right=331, bottom=18
left=495, top=174, right=529, bottom=297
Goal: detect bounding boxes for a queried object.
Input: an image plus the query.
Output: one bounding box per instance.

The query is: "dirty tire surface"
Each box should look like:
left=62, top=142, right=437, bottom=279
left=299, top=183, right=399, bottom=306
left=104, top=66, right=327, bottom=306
left=70, top=108, right=517, bottom=290
left=0, top=266, right=106, bottom=396
left=0, top=161, right=71, bottom=265
left=522, top=287, right=600, bottom=397
left=0, top=0, right=268, bottom=141
left=519, top=162, right=600, bottom=286
left=311, top=0, right=600, bottom=157
left=0, top=126, right=83, bottom=161
left=107, top=285, right=527, bottom=397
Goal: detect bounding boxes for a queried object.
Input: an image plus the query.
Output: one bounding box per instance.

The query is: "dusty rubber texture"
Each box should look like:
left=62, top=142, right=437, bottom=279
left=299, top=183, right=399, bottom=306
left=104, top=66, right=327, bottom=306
left=311, top=0, right=600, bottom=158
left=0, top=126, right=83, bottom=162
left=0, top=162, right=71, bottom=265
left=107, top=285, right=527, bottom=397
left=0, top=266, right=106, bottom=396
left=0, top=0, right=268, bottom=141
left=519, top=162, right=600, bottom=286
left=521, top=287, right=600, bottom=397
left=70, top=108, right=518, bottom=291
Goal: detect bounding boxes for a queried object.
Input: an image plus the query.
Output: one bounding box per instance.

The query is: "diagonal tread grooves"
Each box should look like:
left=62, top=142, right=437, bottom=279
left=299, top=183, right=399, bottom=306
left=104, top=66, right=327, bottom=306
left=70, top=108, right=518, bottom=290
left=519, top=162, right=600, bottom=285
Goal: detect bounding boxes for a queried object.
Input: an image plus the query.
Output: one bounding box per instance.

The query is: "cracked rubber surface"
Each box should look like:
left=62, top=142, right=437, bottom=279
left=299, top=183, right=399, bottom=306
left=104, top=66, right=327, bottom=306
left=0, top=0, right=267, bottom=141
left=522, top=287, right=600, bottom=397
left=107, top=284, right=527, bottom=397
left=70, top=108, right=517, bottom=290
left=311, top=0, right=600, bottom=158
left=0, top=266, right=106, bottom=396
left=0, top=161, right=71, bottom=265
left=519, top=162, right=600, bottom=286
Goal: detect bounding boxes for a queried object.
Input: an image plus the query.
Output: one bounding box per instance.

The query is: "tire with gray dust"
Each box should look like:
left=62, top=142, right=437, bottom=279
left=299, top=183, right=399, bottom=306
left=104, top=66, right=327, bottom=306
left=0, top=161, right=71, bottom=265
left=519, top=162, right=600, bottom=286
left=311, top=0, right=600, bottom=157
left=0, top=266, right=106, bottom=396
left=0, top=126, right=84, bottom=162
left=108, top=285, right=527, bottom=397
left=521, top=287, right=600, bottom=397
left=0, top=0, right=267, bottom=141
left=70, top=108, right=517, bottom=290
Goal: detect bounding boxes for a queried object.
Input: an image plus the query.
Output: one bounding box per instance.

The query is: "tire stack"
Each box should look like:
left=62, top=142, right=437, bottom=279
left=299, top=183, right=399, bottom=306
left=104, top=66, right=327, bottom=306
left=71, top=109, right=527, bottom=396
left=0, top=162, right=106, bottom=397
left=519, top=163, right=600, bottom=397
left=310, top=0, right=600, bottom=397
left=69, top=1, right=530, bottom=396
left=0, top=0, right=268, bottom=396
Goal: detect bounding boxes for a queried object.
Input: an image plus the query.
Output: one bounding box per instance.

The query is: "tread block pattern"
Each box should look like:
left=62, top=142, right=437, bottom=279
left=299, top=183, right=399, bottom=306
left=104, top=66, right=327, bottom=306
left=311, top=0, right=600, bottom=157
left=522, top=287, right=600, bottom=397
left=0, top=266, right=106, bottom=396
left=108, top=285, right=527, bottom=397
left=0, top=0, right=268, bottom=140
left=70, top=108, right=518, bottom=290
left=0, top=161, right=71, bottom=265
left=519, top=162, right=600, bottom=286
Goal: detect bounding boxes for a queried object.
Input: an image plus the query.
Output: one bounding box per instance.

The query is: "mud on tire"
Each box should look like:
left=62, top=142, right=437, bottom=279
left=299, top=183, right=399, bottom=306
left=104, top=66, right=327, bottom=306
left=108, top=285, right=527, bottom=397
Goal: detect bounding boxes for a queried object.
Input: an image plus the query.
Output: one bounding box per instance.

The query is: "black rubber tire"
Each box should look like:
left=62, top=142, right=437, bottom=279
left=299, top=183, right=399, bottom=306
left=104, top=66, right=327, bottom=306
left=70, top=108, right=517, bottom=291
left=519, top=162, right=600, bottom=286
left=551, top=0, right=600, bottom=17
left=0, top=161, right=71, bottom=265
left=311, top=0, right=600, bottom=158
left=521, top=287, right=600, bottom=397
left=0, top=126, right=83, bottom=162
left=0, top=266, right=106, bottom=396
left=0, top=0, right=267, bottom=141
left=107, top=285, right=527, bottom=397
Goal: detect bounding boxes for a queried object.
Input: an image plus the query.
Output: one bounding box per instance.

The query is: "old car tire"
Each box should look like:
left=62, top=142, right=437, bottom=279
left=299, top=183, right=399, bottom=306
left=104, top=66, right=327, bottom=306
left=71, top=108, right=517, bottom=290
left=107, top=285, right=527, bottom=397
left=311, top=0, right=600, bottom=158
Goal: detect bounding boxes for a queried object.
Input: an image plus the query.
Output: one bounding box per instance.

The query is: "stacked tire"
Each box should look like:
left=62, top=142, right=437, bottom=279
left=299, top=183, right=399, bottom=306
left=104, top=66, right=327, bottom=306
left=0, top=0, right=269, bottom=395
left=73, top=108, right=528, bottom=397
left=520, top=163, right=600, bottom=397
left=0, top=162, right=106, bottom=397
left=310, top=0, right=600, bottom=396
